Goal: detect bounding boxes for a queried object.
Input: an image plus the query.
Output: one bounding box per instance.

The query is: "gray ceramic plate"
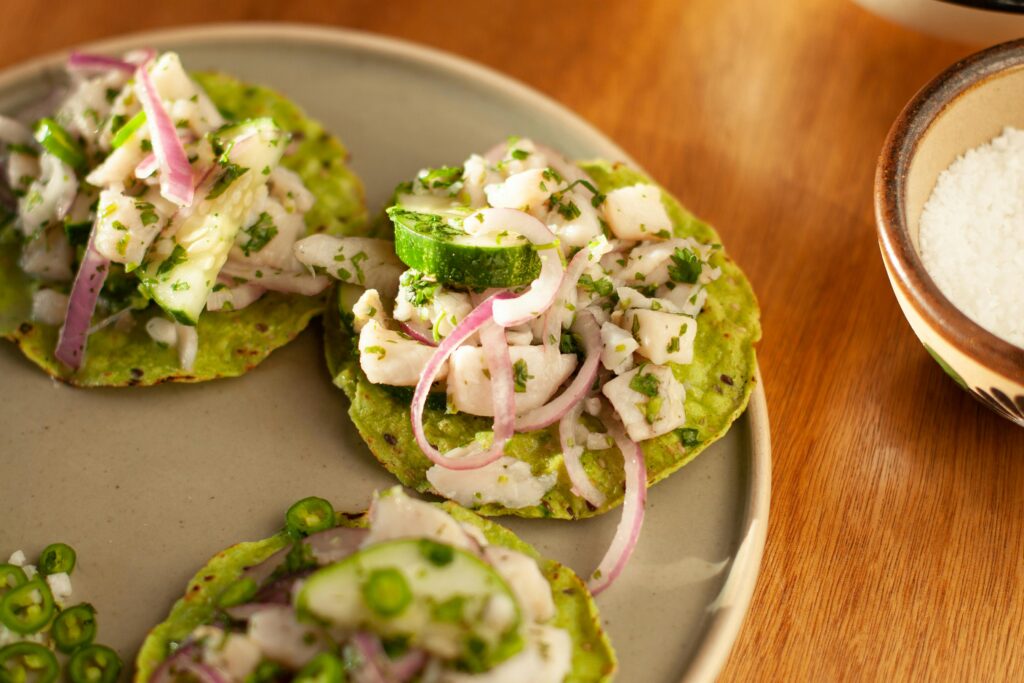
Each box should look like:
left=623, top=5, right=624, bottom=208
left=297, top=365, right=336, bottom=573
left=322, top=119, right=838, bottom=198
left=0, top=24, right=770, bottom=683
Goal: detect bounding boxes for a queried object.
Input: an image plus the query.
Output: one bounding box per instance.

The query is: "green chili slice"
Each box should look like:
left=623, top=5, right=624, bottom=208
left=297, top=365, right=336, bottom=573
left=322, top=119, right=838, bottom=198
left=285, top=497, right=335, bottom=537
left=361, top=568, right=412, bottom=618
left=33, top=118, right=85, bottom=170
left=0, top=565, right=27, bottom=597
left=110, top=111, right=146, bottom=149
left=0, top=642, right=59, bottom=683
left=52, top=603, right=97, bottom=654
left=38, top=543, right=75, bottom=576
left=67, top=645, right=122, bottom=683
left=0, top=578, right=55, bottom=635
left=293, top=652, right=346, bottom=683
left=216, top=577, right=258, bottom=609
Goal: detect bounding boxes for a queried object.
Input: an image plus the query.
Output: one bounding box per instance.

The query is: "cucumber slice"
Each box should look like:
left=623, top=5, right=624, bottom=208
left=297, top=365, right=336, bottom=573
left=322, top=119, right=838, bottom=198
left=297, top=539, right=522, bottom=671
left=140, top=118, right=285, bottom=325
left=389, top=206, right=540, bottom=288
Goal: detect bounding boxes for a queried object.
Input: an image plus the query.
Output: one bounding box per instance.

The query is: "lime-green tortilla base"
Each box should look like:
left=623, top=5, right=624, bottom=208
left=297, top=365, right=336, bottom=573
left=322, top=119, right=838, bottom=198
left=134, top=504, right=616, bottom=683
left=1, top=71, right=366, bottom=387
left=327, top=160, right=761, bottom=520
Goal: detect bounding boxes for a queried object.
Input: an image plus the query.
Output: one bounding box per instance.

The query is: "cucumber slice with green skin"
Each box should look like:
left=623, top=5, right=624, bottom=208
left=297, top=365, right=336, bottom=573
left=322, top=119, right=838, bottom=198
left=297, top=539, right=523, bottom=672
left=140, top=118, right=285, bottom=325
left=390, top=206, right=540, bottom=289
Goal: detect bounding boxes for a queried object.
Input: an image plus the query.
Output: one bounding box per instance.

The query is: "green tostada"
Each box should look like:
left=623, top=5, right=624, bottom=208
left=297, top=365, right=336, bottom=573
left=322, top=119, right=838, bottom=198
left=0, top=49, right=365, bottom=386
left=136, top=488, right=615, bottom=683
left=308, top=139, right=760, bottom=591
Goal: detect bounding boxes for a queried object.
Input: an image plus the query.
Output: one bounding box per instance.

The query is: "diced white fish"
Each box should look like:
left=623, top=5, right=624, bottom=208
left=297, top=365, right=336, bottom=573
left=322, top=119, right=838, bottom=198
left=246, top=606, right=325, bottom=669
left=268, top=166, right=315, bottom=213
left=614, top=285, right=680, bottom=315
left=86, top=128, right=151, bottom=187
left=351, top=288, right=386, bottom=332
left=59, top=70, right=129, bottom=148
left=206, top=281, right=266, bottom=312
left=362, top=487, right=478, bottom=553
left=602, top=364, right=686, bottom=442
left=484, top=168, right=552, bottom=214
left=20, top=225, right=73, bottom=281
left=148, top=52, right=224, bottom=134
left=45, top=572, right=72, bottom=605
left=602, top=183, right=672, bottom=241
left=231, top=195, right=307, bottom=271
left=293, top=234, right=404, bottom=301
left=93, top=186, right=173, bottom=267
left=18, top=153, right=77, bottom=237
left=6, top=150, right=40, bottom=196
left=482, top=546, right=555, bottom=622
left=447, top=346, right=577, bottom=417
left=176, top=324, right=198, bottom=371
left=197, top=627, right=261, bottom=682
left=622, top=308, right=698, bottom=365
left=31, top=288, right=68, bottom=326
left=600, top=321, right=638, bottom=374
left=393, top=272, right=474, bottom=341
left=358, top=319, right=446, bottom=386
left=219, top=261, right=330, bottom=296
left=426, top=457, right=557, bottom=510
left=145, top=317, right=178, bottom=346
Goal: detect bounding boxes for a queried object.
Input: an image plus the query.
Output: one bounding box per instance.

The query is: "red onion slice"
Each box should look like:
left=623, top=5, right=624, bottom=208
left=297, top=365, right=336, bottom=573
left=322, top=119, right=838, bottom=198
left=135, top=59, right=194, bottom=207
left=54, top=233, right=109, bottom=370
left=386, top=650, right=428, bottom=681
left=135, top=153, right=158, bottom=179
left=559, top=403, right=606, bottom=509
left=149, top=646, right=226, bottom=683
left=468, top=208, right=563, bottom=328
left=587, top=422, right=647, bottom=596
left=67, top=51, right=135, bottom=74
left=397, top=321, right=437, bottom=347
left=411, top=294, right=514, bottom=471
left=515, top=309, right=601, bottom=432
left=350, top=633, right=388, bottom=683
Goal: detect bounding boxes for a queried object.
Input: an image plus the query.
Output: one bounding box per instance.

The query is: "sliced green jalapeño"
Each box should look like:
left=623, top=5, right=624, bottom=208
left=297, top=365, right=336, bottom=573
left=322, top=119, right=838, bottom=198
left=0, top=578, right=55, bottom=634
left=67, top=645, right=122, bottom=683
left=285, top=497, right=335, bottom=537
left=110, top=111, right=146, bottom=149
left=0, top=642, right=59, bottom=683
left=52, top=603, right=97, bottom=654
left=38, top=543, right=76, bottom=576
left=33, top=118, right=86, bottom=170
left=293, top=652, right=346, bottom=683
left=0, top=565, right=27, bottom=597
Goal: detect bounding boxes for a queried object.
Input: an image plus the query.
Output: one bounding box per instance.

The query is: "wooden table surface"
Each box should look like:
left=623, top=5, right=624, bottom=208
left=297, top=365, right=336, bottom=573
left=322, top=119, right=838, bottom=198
left=3, top=1, right=1022, bottom=680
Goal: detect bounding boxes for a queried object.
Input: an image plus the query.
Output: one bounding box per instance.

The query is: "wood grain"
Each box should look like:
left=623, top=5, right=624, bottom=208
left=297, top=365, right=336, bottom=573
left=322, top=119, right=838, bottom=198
left=2, top=1, right=1022, bottom=680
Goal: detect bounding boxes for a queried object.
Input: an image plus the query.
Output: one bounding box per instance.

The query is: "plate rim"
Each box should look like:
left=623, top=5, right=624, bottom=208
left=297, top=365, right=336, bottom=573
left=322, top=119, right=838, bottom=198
left=0, top=22, right=771, bottom=682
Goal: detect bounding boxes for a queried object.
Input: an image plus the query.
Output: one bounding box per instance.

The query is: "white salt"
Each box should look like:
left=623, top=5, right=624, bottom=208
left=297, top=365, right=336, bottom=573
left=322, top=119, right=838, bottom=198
left=920, top=126, right=1024, bottom=349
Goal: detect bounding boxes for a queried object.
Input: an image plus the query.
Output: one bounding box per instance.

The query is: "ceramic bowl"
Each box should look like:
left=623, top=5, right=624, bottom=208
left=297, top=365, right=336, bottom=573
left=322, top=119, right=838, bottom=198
left=876, top=38, right=1024, bottom=427
left=852, top=0, right=1024, bottom=45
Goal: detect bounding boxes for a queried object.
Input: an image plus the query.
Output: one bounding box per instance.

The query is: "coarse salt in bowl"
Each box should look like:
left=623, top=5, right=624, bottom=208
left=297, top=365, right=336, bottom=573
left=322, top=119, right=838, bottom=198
left=876, top=38, right=1024, bottom=427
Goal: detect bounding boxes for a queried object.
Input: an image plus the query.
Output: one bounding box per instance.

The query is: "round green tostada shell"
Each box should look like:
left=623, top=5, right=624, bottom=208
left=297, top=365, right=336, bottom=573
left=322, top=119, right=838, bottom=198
left=325, top=160, right=761, bottom=520
left=0, top=72, right=367, bottom=387
left=134, top=500, right=616, bottom=683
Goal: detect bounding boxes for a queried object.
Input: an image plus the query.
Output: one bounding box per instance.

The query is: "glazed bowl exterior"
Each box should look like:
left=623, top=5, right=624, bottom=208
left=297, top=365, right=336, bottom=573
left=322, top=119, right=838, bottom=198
left=876, top=38, right=1024, bottom=426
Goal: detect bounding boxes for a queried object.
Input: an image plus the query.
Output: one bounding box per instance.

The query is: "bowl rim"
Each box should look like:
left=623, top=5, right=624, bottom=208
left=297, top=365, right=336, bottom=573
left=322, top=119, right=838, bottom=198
left=875, top=37, right=1024, bottom=380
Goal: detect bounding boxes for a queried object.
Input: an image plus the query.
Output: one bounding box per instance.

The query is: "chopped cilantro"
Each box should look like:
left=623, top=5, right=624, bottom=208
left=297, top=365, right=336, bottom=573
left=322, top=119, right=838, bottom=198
left=513, top=359, right=533, bottom=393
left=400, top=270, right=440, bottom=307
left=629, top=370, right=660, bottom=397
left=135, top=201, right=159, bottom=226
left=578, top=274, right=614, bottom=297
left=511, top=148, right=530, bottom=160
left=207, top=160, right=248, bottom=199
left=678, top=427, right=701, bottom=447
left=668, top=247, right=702, bottom=284
left=240, top=212, right=278, bottom=256
left=365, top=345, right=386, bottom=359
left=417, top=166, right=462, bottom=190
left=156, top=244, right=187, bottom=277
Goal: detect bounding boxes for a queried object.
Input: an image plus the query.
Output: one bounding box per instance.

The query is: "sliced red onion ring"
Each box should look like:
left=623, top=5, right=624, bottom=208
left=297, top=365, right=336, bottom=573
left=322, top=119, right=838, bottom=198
left=67, top=51, right=135, bottom=74
left=55, top=233, right=109, bottom=370
left=411, top=294, right=514, bottom=471
left=135, top=153, right=158, bottom=179
left=559, top=403, right=606, bottom=509
left=516, top=309, right=601, bottom=432
left=469, top=208, right=563, bottom=328
left=587, top=421, right=647, bottom=596
left=397, top=321, right=437, bottom=347
left=149, top=646, right=225, bottom=683
left=135, top=59, right=194, bottom=206
left=542, top=243, right=593, bottom=348
left=350, top=633, right=388, bottom=683
left=386, top=650, right=428, bottom=681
